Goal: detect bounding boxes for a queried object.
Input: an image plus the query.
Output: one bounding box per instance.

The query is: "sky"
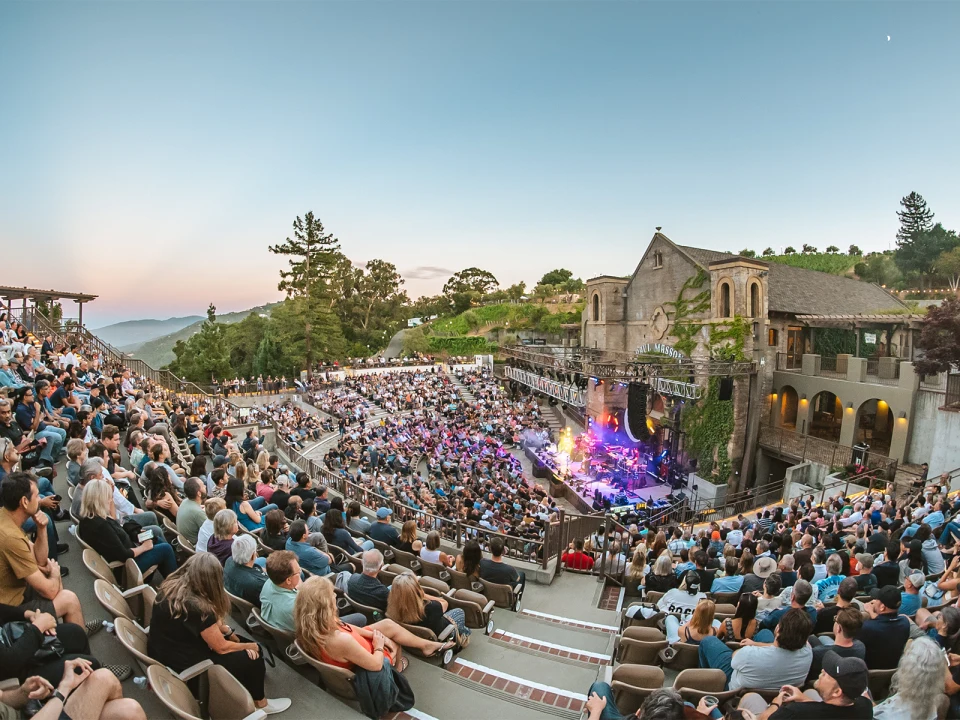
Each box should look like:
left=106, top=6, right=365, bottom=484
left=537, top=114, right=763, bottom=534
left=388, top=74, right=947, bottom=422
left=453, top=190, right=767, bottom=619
left=2, top=1, right=959, bottom=327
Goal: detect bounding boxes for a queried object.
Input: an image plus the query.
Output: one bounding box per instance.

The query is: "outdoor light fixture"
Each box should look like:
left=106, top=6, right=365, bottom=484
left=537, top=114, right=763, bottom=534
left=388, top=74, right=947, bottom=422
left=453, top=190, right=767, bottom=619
left=800, top=394, right=807, bottom=401
left=847, top=402, right=853, bottom=410
left=899, top=412, right=907, bottom=420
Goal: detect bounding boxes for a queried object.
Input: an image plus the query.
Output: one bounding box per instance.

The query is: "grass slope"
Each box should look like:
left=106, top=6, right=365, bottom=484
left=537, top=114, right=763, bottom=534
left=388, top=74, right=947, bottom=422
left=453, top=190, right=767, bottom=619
left=124, top=302, right=282, bottom=368
left=763, top=253, right=862, bottom=276
left=429, top=302, right=583, bottom=336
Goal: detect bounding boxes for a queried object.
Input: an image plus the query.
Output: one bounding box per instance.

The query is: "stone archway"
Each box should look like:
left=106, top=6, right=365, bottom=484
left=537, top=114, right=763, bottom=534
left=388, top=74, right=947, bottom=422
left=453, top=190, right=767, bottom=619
left=808, top=391, right=843, bottom=443
left=855, top=398, right=894, bottom=457
left=777, top=385, right=799, bottom=430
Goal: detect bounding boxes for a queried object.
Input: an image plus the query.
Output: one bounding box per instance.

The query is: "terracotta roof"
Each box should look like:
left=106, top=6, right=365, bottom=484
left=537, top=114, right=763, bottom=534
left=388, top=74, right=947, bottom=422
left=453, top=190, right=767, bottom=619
left=677, top=246, right=908, bottom=316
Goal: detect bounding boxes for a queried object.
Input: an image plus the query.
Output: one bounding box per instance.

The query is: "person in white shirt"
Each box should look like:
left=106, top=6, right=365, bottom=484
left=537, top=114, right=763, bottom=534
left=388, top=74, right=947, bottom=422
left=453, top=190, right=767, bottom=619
left=626, top=570, right=707, bottom=643
left=726, top=522, right=744, bottom=549
left=196, top=497, right=227, bottom=553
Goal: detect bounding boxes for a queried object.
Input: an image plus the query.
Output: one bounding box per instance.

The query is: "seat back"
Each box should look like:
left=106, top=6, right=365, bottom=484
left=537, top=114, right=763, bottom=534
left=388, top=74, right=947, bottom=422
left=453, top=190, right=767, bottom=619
left=868, top=668, right=896, bottom=702
left=250, top=608, right=295, bottom=651
left=478, top=578, right=517, bottom=609
left=207, top=664, right=260, bottom=720
left=418, top=557, right=450, bottom=582
left=713, top=603, right=737, bottom=617
left=146, top=664, right=202, bottom=720
left=449, top=589, right=493, bottom=627
left=618, top=633, right=668, bottom=666
left=94, top=579, right=135, bottom=623
left=445, top=566, right=473, bottom=590
left=124, top=558, right=157, bottom=589
left=82, top=549, right=122, bottom=585
left=644, top=591, right=664, bottom=605
left=610, top=665, right=665, bottom=715
left=343, top=594, right=384, bottom=624
left=672, top=668, right=738, bottom=704
left=225, top=588, right=256, bottom=626
left=388, top=546, right=420, bottom=571
left=418, top=576, right=450, bottom=596
left=710, top=591, right=741, bottom=605
left=294, top=639, right=358, bottom=700
left=114, top=617, right=156, bottom=673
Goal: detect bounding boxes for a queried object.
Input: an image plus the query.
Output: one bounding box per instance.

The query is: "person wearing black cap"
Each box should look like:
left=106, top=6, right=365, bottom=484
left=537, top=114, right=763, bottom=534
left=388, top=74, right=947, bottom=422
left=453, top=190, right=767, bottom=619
left=739, top=650, right=872, bottom=718
left=859, top=585, right=910, bottom=670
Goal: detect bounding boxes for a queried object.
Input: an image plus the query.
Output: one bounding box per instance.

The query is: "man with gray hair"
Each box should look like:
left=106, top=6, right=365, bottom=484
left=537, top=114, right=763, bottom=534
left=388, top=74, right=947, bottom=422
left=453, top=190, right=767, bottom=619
left=224, top=534, right=268, bottom=607
left=584, top=685, right=684, bottom=720
left=346, top=549, right=389, bottom=612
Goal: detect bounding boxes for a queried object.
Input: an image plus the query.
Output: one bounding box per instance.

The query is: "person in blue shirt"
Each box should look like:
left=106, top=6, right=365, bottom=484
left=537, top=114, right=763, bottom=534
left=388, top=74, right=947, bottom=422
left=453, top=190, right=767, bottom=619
left=900, top=572, right=925, bottom=618
left=285, top=519, right=332, bottom=576
left=710, top=557, right=745, bottom=593
left=757, top=579, right=817, bottom=640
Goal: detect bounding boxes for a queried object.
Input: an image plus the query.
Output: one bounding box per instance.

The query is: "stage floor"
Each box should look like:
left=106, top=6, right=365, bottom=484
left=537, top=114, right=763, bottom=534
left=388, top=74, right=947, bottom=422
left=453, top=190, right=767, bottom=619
left=566, top=471, right=678, bottom=510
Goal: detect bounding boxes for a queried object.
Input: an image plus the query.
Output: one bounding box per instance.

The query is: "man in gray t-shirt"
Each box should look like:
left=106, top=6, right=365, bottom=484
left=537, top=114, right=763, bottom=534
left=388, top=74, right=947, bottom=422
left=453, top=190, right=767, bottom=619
left=699, top=607, right=813, bottom=690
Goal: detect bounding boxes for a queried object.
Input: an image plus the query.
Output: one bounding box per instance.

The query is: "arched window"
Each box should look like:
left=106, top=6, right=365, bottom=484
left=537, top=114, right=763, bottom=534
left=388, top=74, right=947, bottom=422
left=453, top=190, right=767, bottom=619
left=592, top=293, right=600, bottom=322
left=750, top=282, right=761, bottom=317
left=720, top=282, right=732, bottom=318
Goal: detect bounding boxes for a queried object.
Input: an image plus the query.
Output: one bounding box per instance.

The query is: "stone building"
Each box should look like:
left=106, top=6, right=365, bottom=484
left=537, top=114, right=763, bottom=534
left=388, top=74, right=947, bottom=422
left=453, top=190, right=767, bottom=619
left=581, top=232, right=921, bottom=493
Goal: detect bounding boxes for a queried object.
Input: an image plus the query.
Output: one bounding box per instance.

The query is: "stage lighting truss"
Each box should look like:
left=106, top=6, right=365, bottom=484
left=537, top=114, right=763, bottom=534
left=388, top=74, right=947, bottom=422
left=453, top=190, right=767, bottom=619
left=654, top=377, right=704, bottom=400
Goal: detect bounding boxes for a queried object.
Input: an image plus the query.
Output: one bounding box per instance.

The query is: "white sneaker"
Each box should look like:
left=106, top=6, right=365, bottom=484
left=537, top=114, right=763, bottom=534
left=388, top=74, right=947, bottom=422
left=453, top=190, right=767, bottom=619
left=262, top=698, right=291, bottom=715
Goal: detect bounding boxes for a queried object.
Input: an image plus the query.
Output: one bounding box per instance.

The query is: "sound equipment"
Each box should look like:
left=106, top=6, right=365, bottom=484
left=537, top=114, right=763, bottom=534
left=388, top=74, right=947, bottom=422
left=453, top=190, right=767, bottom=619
left=627, top=382, right=650, bottom=439
left=719, top=377, right=734, bottom=401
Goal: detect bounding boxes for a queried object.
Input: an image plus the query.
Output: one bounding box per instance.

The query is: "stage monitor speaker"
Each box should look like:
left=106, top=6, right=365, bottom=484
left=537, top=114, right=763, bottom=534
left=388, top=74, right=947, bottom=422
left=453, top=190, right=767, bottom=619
left=627, top=382, right=649, bottom=439
left=719, top=377, right=734, bottom=401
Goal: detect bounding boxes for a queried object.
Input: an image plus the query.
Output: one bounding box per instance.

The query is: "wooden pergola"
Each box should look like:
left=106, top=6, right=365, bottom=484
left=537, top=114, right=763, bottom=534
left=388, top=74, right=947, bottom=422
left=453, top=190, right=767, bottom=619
left=0, top=285, right=98, bottom=328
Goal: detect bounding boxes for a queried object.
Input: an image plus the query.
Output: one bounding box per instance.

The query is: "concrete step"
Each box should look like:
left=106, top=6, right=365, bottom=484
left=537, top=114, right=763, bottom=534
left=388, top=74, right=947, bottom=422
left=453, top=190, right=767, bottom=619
left=493, top=612, right=614, bottom=655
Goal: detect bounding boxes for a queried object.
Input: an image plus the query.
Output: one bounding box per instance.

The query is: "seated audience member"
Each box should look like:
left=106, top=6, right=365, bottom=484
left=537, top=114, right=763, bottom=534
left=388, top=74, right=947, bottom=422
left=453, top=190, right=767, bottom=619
left=675, top=598, right=716, bottom=646
left=814, top=554, right=846, bottom=602
left=260, top=551, right=304, bottom=632
left=395, top=520, right=419, bottom=554
left=143, top=465, right=180, bottom=521
left=454, top=540, right=482, bottom=580
left=419, top=530, right=455, bottom=568
left=715, top=592, right=758, bottom=643
left=346, top=501, right=371, bottom=534
left=0, top=658, right=146, bottom=720
left=741, top=554, right=774, bottom=594
left=698, top=608, right=813, bottom=690
left=874, top=636, right=946, bottom=720
left=561, top=539, right=596, bottom=571
left=196, top=497, right=226, bottom=553
left=755, top=574, right=785, bottom=623
left=692, top=549, right=715, bottom=592
left=738, top=651, right=871, bottom=719
left=479, top=537, right=525, bottom=592
left=625, top=570, right=706, bottom=639
left=898, top=538, right=927, bottom=584
left=0, top=472, right=93, bottom=630
left=346, top=549, right=390, bottom=612
left=915, top=604, right=960, bottom=650
left=78, top=479, right=177, bottom=579
left=294, top=577, right=454, bottom=688
left=365, top=507, right=400, bottom=547
left=778, top=554, right=797, bottom=588
left=300, top=498, right=322, bottom=533
left=285, top=519, right=333, bottom=576
left=224, top=534, right=268, bottom=608
left=806, top=606, right=865, bottom=682
left=852, top=553, right=878, bottom=593
left=147, top=553, right=290, bottom=714
left=176, top=477, right=207, bottom=546
left=206, top=509, right=239, bottom=567
left=810, top=547, right=827, bottom=583
left=859, top=586, right=910, bottom=670
left=813, top=577, right=859, bottom=634
left=582, top=686, right=687, bottom=720
left=263, top=509, right=289, bottom=551
left=899, top=571, right=924, bottom=618
left=322, top=509, right=373, bottom=555
left=709, top=556, right=744, bottom=594
left=226, top=477, right=276, bottom=532
left=759, top=579, right=816, bottom=633
left=916, top=523, right=945, bottom=575
left=872, top=541, right=901, bottom=589
left=387, top=574, right=470, bottom=645
left=644, top=553, right=679, bottom=594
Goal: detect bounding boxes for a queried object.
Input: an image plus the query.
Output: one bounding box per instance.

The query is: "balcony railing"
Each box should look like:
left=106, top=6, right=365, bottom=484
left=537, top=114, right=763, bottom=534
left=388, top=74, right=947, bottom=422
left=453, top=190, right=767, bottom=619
left=758, top=425, right=899, bottom=478
left=775, top=353, right=903, bottom=387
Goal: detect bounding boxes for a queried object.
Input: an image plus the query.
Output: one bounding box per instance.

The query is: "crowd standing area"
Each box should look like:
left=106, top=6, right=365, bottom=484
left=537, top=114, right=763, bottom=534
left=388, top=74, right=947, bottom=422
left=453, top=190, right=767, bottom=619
left=3, top=320, right=960, bottom=720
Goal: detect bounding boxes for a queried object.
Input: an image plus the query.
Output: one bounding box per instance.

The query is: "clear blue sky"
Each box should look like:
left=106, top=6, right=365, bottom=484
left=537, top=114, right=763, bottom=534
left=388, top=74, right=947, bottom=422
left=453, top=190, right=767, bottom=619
left=2, top=1, right=958, bottom=326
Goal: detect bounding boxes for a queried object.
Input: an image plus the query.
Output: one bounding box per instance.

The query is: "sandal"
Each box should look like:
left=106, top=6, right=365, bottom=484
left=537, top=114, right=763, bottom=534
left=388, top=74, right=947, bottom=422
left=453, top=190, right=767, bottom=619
left=396, top=656, right=409, bottom=673
left=424, top=640, right=456, bottom=658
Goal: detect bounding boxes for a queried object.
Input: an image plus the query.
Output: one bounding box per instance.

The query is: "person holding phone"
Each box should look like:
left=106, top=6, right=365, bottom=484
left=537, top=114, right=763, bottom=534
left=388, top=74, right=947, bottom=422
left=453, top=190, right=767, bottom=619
left=76, top=480, right=177, bottom=579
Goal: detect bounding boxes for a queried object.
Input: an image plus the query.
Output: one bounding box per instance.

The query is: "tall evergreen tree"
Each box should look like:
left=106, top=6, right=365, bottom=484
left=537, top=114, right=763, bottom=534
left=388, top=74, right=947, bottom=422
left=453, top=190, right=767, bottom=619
left=896, top=191, right=935, bottom=243
left=269, top=212, right=342, bottom=375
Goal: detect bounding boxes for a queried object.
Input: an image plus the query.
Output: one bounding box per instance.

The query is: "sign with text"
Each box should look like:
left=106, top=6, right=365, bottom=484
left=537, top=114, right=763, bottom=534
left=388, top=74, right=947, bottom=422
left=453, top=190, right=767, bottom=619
left=505, top=366, right=586, bottom=407
left=636, top=343, right=686, bottom=360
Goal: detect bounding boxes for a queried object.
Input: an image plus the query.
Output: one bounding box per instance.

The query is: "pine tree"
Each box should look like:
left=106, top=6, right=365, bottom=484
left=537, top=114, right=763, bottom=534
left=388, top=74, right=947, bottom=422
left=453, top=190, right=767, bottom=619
left=269, top=212, right=342, bottom=376
left=896, top=191, right=935, bottom=244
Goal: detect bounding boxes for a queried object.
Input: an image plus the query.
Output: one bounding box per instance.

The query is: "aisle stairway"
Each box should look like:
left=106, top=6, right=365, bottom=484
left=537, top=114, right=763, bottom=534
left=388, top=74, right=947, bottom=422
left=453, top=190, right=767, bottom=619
left=448, top=373, right=477, bottom=404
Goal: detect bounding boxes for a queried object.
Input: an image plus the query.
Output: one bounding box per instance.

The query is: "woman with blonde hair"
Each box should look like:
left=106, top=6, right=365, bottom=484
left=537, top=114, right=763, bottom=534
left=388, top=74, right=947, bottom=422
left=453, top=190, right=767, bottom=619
left=386, top=574, right=470, bottom=646
left=627, top=543, right=649, bottom=582
left=294, top=577, right=454, bottom=673
left=676, top=599, right=716, bottom=645
left=148, top=554, right=290, bottom=715
left=256, top=449, right=270, bottom=473
left=196, top=497, right=226, bottom=553
left=78, top=479, right=177, bottom=578
left=645, top=553, right=679, bottom=594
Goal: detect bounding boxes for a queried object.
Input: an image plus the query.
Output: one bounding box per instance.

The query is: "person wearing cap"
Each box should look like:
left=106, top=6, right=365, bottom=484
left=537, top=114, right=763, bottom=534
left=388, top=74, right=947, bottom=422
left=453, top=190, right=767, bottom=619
left=738, top=649, right=872, bottom=719
left=899, top=571, right=925, bottom=617
left=367, top=507, right=400, bottom=547
left=626, top=570, right=707, bottom=643
left=852, top=553, right=878, bottom=593
left=859, top=585, right=910, bottom=670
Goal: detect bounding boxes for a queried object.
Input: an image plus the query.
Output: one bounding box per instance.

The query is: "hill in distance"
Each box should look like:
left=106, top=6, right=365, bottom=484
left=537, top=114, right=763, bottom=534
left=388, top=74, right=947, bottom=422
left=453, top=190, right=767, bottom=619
left=761, top=252, right=862, bottom=276
left=93, top=315, right=203, bottom=349
left=122, top=302, right=283, bottom=369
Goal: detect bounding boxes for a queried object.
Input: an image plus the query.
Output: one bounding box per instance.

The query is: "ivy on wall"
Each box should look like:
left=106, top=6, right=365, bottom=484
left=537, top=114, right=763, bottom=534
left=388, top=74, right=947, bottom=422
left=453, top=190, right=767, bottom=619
left=813, top=328, right=857, bottom=357
left=661, top=268, right=751, bottom=485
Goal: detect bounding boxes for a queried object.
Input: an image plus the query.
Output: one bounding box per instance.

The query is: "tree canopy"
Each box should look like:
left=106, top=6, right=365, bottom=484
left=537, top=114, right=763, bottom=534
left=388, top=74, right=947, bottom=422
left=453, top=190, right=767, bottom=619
left=896, top=191, right=935, bottom=244
left=915, top=298, right=960, bottom=376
